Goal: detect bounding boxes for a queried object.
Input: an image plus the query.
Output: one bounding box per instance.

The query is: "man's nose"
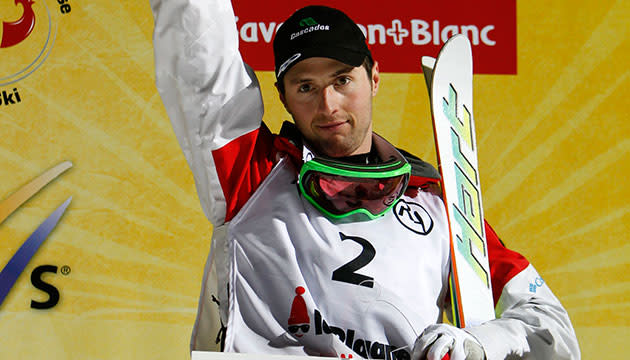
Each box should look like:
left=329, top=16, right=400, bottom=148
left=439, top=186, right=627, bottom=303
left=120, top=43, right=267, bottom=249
left=318, top=85, right=339, bottom=115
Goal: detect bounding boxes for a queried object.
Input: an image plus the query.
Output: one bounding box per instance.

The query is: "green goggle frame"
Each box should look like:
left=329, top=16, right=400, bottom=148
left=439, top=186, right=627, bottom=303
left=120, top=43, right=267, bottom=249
left=298, top=157, right=411, bottom=220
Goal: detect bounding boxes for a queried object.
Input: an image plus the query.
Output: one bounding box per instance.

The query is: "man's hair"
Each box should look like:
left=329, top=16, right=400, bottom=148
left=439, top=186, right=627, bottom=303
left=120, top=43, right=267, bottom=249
left=276, top=56, right=375, bottom=96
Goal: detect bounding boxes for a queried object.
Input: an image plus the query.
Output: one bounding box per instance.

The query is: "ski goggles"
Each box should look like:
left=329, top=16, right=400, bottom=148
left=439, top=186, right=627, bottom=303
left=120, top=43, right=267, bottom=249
left=298, top=142, right=411, bottom=220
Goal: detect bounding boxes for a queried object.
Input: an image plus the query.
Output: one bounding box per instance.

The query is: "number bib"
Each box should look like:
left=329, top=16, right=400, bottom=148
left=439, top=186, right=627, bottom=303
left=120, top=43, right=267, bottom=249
left=222, top=158, right=451, bottom=359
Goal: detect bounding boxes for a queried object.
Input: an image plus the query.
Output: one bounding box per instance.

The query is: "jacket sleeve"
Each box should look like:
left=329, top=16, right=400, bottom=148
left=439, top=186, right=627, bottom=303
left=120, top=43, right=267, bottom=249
left=150, top=0, right=274, bottom=225
left=465, top=222, right=581, bottom=359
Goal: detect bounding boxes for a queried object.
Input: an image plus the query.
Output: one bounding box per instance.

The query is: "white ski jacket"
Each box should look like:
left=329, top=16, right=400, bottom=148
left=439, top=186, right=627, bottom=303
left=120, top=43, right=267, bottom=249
left=149, top=0, right=580, bottom=358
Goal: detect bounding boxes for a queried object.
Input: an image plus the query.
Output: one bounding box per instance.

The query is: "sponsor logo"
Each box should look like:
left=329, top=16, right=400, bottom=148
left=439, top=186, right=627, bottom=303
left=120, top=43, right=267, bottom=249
left=393, top=199, right=434, bottom=235
left=1, top=0, right=72, bottom=92
left=278, top=53, right=301, bottom=76
left=529, top=277, right=545, bottom=293
left=0, top=161, right=72, bottom=309
left=287, top=286, right=310, bottom=338
left=237, top=19, right=495, bottom=47
left=275, top=286, right=411, bottom=359
left=232, top=2, right=516, bottom=74
left=441, top=83, right=491, bottom=289
left=290, top=23, right=330, bottom=41
left=314, top=309, right=411, bottom=360
left=299, top=17, right=317, bottom=27
left=0, top=0, right=54, bottom=87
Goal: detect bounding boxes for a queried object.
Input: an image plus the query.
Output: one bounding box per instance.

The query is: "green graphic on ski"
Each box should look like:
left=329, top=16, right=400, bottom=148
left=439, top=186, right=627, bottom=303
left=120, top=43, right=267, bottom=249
left=422, top=35, right=494, bottom=328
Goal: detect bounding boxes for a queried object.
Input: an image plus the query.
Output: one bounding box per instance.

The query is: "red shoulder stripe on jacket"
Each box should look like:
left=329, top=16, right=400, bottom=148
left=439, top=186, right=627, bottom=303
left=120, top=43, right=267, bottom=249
left=212, top=124, right=276, bottom=222
left=486, top=220, right=530, bottom=305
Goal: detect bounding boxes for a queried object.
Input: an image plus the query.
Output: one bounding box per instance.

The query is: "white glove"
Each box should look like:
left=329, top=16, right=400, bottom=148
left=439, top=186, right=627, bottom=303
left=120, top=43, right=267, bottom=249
left=412, top=324, right=486, bottom=360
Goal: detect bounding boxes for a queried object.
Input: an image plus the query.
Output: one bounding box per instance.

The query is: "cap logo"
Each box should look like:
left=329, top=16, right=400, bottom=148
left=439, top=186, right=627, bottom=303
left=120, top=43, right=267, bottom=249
left=290, top=23, right=330, bottom=41
left=278, top=53, right=302, bottom=77
left=299, top=17, right=318, bottom=26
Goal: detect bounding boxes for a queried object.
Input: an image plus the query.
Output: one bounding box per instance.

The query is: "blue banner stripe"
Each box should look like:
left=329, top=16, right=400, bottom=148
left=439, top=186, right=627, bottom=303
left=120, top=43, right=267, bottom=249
left=0, top=197, right=72, bottom=307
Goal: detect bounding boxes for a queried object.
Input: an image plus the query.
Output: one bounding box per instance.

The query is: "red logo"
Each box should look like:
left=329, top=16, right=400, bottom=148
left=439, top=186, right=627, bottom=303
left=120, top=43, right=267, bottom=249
left=1, top=0, right=37, bottom=48
left=288, top=286, right=310, bottom=337
left=0, top=0, right=55, bottom=87
left=233, top=0, right=516, bottom=74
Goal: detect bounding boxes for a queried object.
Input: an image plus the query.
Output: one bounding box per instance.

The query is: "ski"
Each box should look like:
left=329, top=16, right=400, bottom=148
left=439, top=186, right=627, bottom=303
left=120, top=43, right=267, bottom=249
left=421, top=35, right=494, bottom=328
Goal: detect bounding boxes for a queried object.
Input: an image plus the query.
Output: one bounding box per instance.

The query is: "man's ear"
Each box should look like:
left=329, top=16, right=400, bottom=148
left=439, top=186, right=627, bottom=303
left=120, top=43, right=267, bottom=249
left=371, top=61, right=380, bottom=96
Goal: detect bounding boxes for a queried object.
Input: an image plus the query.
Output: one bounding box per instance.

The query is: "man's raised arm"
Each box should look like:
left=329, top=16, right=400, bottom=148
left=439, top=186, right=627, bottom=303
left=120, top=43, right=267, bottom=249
left=150, top=0, right=265, bottom=224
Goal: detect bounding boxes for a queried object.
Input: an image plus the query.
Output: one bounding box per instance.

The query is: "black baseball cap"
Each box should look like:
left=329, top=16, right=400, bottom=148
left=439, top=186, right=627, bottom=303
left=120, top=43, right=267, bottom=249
left=273, top=5, right=372, bottom=80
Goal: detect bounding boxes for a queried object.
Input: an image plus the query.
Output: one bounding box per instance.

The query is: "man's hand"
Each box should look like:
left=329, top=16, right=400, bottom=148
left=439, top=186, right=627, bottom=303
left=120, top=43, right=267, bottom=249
left=412, top=324, right=486, bottom=360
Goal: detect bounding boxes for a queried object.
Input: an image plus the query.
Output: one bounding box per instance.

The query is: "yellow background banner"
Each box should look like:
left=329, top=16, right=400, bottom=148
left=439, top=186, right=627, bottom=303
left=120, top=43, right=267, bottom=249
left=0, top=1, right=628, bottom=358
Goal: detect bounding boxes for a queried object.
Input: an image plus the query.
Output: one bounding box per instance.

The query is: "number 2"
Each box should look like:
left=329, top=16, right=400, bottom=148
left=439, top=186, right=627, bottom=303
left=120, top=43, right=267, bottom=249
left=332, top=232, right=376, bottom=288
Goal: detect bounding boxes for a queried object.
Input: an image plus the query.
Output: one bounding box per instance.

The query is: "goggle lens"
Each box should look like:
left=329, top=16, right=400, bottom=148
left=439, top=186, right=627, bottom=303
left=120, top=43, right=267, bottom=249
left=303, top=171, right=408, bottom=217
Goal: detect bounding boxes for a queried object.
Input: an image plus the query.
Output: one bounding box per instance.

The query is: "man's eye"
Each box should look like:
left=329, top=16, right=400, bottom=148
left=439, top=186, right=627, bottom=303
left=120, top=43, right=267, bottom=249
left=336, top=76, right=351, bottom=86
left=298, top=84, right=312, bottom=93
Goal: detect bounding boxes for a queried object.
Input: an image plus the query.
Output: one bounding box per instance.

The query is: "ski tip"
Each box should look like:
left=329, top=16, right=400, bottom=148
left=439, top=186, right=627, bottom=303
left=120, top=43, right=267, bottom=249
left=443, top=34, right=472, bottom=53
left=421, top=56, right=436, bottom=71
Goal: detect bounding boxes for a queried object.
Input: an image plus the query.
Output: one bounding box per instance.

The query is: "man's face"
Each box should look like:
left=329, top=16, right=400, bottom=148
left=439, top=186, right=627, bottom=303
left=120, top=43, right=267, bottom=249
left=279, top=57, right=380, bottom=158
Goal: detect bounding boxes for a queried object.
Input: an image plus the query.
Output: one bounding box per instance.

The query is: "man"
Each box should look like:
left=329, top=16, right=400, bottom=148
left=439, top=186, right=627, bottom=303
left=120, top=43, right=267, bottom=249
left=150, top=1, right=580, bottom=359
